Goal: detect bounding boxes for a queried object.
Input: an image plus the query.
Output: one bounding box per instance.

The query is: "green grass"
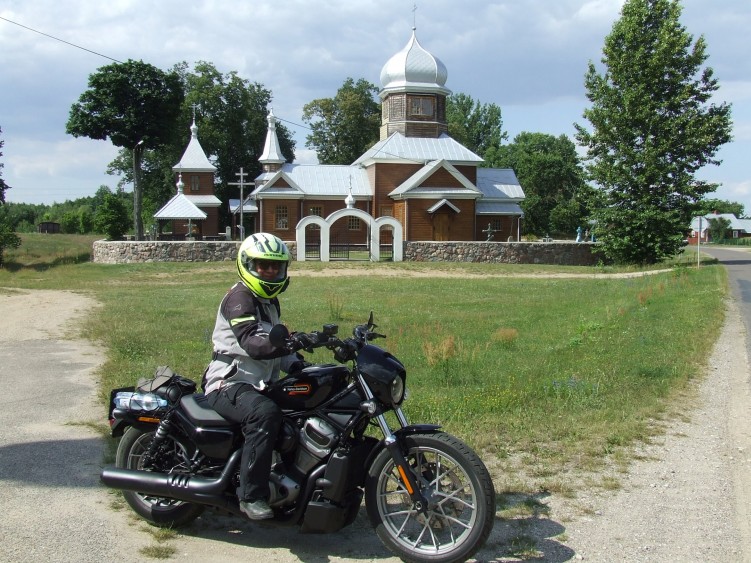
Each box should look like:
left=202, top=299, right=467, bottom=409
left=0, top=236, right=728, bottom=496
left=2, top=233, right=101, bottom=271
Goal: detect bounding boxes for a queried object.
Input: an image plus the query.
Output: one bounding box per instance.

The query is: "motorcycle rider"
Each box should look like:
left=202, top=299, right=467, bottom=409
left=202, top=232, right=303, bottom=520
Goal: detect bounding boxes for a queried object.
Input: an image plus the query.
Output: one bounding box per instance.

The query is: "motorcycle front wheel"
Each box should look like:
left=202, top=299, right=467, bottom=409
left=115, top=426, right=204, bottom=527
left=365, top=432, right=496, bottom=563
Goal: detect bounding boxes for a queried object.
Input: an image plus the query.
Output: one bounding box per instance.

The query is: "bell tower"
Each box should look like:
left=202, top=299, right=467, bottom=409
left=378, top=28, right=451, bottom=140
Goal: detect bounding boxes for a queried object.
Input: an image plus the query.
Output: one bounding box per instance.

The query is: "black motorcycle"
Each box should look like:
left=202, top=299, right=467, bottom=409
left=101, top=313, right=496, bottom=563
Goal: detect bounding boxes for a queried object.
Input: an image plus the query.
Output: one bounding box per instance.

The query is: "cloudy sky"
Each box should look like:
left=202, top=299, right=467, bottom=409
left=1, top=0, right=749, bottom=212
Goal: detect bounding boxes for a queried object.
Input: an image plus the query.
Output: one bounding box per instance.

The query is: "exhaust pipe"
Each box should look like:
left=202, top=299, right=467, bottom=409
left=100, top=451, right=240, bottom=508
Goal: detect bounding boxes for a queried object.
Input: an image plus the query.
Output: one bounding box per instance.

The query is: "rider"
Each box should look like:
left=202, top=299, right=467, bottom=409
left=202, top=232, right=303, bottom=520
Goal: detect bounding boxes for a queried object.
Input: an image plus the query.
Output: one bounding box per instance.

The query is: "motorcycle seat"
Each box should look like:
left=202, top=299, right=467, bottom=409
left=180, top=394, right=233, bottom=427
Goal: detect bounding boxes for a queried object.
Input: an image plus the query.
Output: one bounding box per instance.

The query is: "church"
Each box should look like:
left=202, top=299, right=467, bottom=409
left=160, top=28, right=525, bottom=245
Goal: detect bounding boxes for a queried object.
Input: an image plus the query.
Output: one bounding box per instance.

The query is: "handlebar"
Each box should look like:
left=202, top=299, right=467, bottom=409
left=273, top=313, right=386, bottom=364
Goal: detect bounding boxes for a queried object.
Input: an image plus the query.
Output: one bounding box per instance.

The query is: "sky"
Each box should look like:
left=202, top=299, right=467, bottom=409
left=1, top=0, right=749, bottom=213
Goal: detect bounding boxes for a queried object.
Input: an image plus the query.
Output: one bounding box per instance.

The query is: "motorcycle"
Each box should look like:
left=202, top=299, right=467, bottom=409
left=101, top=313, right=496, bottom=563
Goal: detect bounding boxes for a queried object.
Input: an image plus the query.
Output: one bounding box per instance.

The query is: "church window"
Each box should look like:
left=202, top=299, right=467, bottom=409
left=348, top=216, right=361, bottom=231
left=275, top=206, right=289, bottom=230
left=190, top=175, right=200, bottom=192
left=409, top=97, right=434, bottom=116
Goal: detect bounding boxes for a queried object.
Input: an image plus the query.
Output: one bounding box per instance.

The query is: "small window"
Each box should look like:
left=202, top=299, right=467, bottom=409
left=409, top=97, right=434, bottom=116
left=491, top=219, right=502, bottom=231
left=348, top=216, right=361, bottom=231
left=275, top=206, right=289, bottom=230
left=190, top=175, right=200, bottom=192
left=380, top=205, right=393, bottom=217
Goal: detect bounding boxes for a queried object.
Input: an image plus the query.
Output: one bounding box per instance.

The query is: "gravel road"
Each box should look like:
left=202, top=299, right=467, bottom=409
left=1, top=280, right=748, bottom=562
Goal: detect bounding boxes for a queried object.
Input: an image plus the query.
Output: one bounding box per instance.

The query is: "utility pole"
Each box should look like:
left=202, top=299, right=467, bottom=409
left=228, top=168, right=254, bottom=240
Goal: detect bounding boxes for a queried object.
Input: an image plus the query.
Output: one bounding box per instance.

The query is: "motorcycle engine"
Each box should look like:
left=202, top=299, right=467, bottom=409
left=294, top=417, right=339, bottom=473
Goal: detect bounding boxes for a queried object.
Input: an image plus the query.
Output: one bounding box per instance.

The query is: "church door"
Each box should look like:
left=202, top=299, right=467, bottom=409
left=433, top=213, right=450, bottom=241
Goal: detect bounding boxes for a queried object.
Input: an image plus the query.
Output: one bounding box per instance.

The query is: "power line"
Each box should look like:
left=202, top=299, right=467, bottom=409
left=0, top=15, right=122, bottom=63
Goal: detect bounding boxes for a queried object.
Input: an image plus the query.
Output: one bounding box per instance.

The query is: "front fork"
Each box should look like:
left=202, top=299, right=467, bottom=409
left=359, top=375, right=434, bottom=511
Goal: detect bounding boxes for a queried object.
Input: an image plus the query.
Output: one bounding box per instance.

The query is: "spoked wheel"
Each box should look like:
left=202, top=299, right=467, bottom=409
left=115, top=427, right=204, bottom=527
left=365, top=432, right=496, bottom=563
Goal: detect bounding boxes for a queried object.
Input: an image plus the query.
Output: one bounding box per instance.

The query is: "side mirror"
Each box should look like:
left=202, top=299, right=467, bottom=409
left=269, top=324, right=290, bottom=348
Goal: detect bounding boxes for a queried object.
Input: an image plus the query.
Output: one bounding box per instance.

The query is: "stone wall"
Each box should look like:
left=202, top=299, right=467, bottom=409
left=93, top=239, right=598, bottom=266
left=93, top=240, right=241, bottom=264
left=403, top=241, right=600, bottom=266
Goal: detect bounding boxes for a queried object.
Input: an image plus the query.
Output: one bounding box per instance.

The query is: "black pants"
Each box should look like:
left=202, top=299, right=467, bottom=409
left=207, top=384, right=282, bottom=502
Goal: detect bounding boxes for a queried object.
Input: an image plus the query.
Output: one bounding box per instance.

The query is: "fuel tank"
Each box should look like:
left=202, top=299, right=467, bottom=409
left=266, top=364, right=350, bottom=410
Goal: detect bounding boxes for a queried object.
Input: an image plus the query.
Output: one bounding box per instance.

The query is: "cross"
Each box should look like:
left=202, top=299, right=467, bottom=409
left=412, top=4, right=417, bottom=29
left=191, top=103, right=197, bottom=122
left=228, top=168, right=255, bottom=240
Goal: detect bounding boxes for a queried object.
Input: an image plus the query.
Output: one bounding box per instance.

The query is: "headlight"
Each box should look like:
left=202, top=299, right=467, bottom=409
left=114, top=391, right=167, bottom=411
left=390, top=376, right=405, bottom=405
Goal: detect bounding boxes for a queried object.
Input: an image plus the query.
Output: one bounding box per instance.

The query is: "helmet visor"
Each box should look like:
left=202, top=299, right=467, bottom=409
left=249, top=258, right=288, bottom=283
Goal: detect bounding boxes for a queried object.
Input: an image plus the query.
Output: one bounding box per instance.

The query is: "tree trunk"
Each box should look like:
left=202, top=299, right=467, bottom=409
left=132, top=143, right=144, bottom=241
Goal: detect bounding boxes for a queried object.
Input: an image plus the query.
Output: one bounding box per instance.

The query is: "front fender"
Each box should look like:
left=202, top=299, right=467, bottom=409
left=363, top=424, right=442, bottom=471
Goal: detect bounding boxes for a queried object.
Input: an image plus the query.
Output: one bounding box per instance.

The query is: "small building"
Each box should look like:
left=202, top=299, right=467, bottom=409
left=37, top=221, right=60, bottom=234
left=165, top=120, right=221, bottom=239
left=689, top=213, right=751, bottom=243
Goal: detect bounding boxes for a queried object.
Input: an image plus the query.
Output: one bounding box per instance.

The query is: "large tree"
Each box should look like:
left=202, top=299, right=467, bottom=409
left=446, top=93, right=506, bottom=158
left=485, top=132, right=591, bottom=236
left=302, top=78, right=380, bottom=164
left=67, top=59, right=184, bottom=240
left=575, top=0, right=732, bottom=264
left=106, top=61, right=295, bottom=230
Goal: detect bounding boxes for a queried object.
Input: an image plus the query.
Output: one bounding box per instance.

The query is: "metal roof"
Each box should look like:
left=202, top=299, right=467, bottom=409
left=154, top=192, right=207, bottom=220
left=389, top=160, right=480, bottom=200
left=185, top=194, right=221, bottom=207
left=379, top=30, right=450, bottom=98
left=353, top=133, right=483, bottom=166
left=476, top=168, right=525, bottom=200
left=476, top=201, right=524, bottom=215
left=172, top=121, right=217, bottom=172
left=255, top=164, right=371, bottom=198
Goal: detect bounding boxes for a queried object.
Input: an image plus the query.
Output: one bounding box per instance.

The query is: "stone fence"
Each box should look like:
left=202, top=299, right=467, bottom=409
left=93, top=239, right=599, bottom=266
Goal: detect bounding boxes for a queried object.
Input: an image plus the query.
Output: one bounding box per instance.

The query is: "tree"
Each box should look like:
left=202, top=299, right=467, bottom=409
left=707, top=216, right=731, bottom=242
left=94, top=190, right=130, bottom=240
left=575, top=0, right=732, bottom=264
left=485, top=132, right=591, bottom=236
left=105, top=61, right=295, bottom=230
left=696, top=198, right=744, bottom=218
left=0, top=126, right=21, bottom=266
left=446, top=93, right=506, bottom=157
left=66, top=60, right=184, bottom=240
left=302, top=78, right=380, bottom=164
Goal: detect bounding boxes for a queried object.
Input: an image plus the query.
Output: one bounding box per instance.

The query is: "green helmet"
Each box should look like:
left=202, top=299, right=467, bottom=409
left=236, top=233, right=290, bottom=298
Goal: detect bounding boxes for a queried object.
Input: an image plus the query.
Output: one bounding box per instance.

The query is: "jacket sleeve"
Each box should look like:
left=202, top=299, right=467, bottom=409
left=221, top=289, right=288, bottom=360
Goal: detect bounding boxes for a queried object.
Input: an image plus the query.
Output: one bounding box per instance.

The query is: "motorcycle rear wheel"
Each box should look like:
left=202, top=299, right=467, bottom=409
left=115, top=426, right=205, bottom=527
left=365, top=432, right=496, bottom=563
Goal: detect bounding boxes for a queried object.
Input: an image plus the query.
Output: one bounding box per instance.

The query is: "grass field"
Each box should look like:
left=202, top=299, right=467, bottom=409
left=0, top=235, right=727, bottom=498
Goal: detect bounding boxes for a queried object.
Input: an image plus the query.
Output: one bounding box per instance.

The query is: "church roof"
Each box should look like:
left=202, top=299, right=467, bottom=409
left=380, top=29, right=450, bottom=98
left=476, top=168, right=525, bottom=200
left=154, top=175, right=209, bottom=219
left=353, top=132, right=483, bottom=166
left=389, top=160, right=481, bottom=199
left=259, top=108, right=285, bottom=164
left=172, top=120, right=217, bottom=172
left=254, top=164, right=371, bottom=199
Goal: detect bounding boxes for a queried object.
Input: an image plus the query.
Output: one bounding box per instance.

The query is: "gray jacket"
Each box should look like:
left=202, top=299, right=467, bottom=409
left=203, top=282, right=297, bottom=395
